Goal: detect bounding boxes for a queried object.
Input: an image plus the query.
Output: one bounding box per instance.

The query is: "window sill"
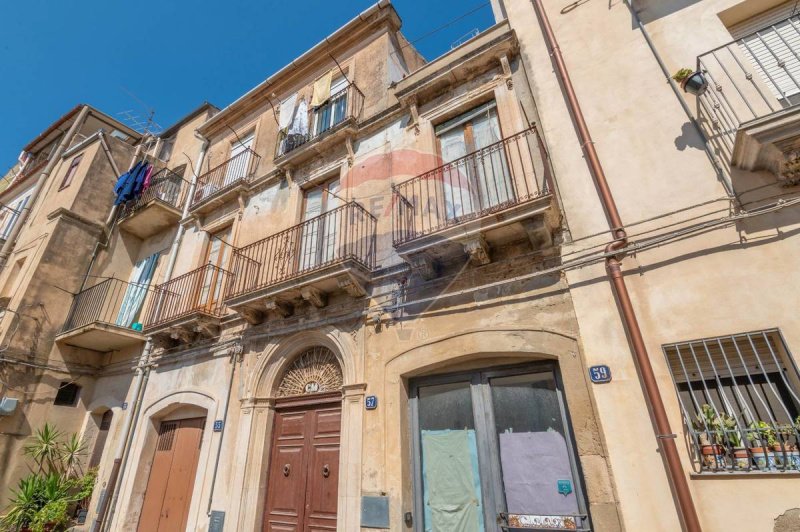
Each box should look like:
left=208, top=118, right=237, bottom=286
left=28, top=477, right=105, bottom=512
left=691, top=471, right=800, bottom=479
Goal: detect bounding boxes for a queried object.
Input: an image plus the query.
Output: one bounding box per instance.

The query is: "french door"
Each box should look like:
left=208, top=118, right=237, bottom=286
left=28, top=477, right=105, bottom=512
left=197, top=226, right=232, bottom=311
left=411, top=364, right=589, bottom=532
left=313, top=76, right=349, bottom=136
left=436, top=101, right=513, bottom=221
left=298, top=179, right=340, bottom=272
left=223, top=134, right=254, bottom=187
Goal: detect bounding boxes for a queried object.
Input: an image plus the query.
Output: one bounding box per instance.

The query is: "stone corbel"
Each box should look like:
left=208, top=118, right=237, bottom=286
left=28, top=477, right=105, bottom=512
left=337, top=274, right=366, bottom=298
left=521, top=216, right=553, bottom=250
left=237, top=191, right=247, bottom=218
left=150, top=332, right=175, bottom=351
left=265, top=298, right=293, bottom=318
left=193, top=317, right=220, bottom=339
left=401, top=96, right=421, bottom=135
left=500, top=54, right=513, bottom=90
left=169, top=326, right=194, bottom=344
left=408, top=252, right=436, bottom=280
left=300, top=286, right=327, bottom=308
left=345, top=136, right=355, bottom=167
left=461, top=234, right=491, bottom=265
left=237, top=305, right=265, bottom=325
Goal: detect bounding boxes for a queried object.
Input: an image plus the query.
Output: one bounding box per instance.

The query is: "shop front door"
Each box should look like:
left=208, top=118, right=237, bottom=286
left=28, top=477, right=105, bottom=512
left=138, top=417, right=205, bottom=532
left=412, top=364, right=590, bottom=531
left=263, top=396, right=341, bottom=531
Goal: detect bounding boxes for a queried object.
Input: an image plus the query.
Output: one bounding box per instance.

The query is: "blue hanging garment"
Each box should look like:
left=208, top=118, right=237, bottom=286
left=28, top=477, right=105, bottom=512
left=132, top=162, right=150, bottom=197
left=113, top=161, right=142, bottom=205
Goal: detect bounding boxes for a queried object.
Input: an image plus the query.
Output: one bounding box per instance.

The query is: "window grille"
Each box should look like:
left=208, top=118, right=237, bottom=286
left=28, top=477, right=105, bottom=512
left=663, top=329, right=800, bottom=472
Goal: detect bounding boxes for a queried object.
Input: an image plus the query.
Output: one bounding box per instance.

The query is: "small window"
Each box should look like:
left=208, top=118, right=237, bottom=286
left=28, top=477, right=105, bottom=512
left=53, top=382, right=81, bottom=406
left=59, top=154, right=83, bottom=190
left=663, top=330, right=800, bottom=472
left=110, top=129, right=129, bottom=141
left=158, top=137, right=175, bottom=162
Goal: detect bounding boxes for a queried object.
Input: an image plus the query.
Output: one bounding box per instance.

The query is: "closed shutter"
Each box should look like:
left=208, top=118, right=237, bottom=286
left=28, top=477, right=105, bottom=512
left=665, top=333, right=784, bottom=382
left=730, top=2, right=800, bottom=99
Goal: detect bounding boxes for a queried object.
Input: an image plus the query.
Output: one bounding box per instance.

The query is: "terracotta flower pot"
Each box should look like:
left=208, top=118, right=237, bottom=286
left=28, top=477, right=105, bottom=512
left=773, top=444, right=800, bottom=469
left=732, top=447, right=750, bottom=470
left=750, top=446, right=776, bottom=470
left=700, top=444, right=726, bottom=469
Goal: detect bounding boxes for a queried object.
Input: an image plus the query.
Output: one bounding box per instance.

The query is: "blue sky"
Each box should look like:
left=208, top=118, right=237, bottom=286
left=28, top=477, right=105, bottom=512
left=0, top=0, right=495, bottom=167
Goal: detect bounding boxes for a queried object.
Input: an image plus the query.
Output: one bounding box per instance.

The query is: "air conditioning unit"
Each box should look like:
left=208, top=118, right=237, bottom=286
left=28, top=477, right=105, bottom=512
left=0, top=397, right=19, bottom=416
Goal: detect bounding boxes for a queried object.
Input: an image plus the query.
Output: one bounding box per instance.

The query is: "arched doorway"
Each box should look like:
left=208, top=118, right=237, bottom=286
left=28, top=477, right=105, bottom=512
left=263, top=346, right=343, bottom=531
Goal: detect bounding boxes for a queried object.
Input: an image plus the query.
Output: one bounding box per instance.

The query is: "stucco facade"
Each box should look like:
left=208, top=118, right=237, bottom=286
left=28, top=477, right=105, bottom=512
left=4, top=1, right=800, bottom=531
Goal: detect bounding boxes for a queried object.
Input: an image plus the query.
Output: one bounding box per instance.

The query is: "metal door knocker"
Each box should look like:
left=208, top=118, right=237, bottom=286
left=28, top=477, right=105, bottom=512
left=283, top=464, right=291, bottom=476
left=322, top=464, right=330, bottom=478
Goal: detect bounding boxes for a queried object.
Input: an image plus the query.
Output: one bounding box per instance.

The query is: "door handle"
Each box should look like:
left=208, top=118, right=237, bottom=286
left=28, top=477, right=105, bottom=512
left=283, top=464, right=291, bottom=476
left=322, top=464, right=330, bottom=478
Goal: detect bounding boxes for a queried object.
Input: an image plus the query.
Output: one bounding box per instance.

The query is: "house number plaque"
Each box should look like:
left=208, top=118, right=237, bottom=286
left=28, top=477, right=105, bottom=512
left=588, top=365, right=611, bottom=383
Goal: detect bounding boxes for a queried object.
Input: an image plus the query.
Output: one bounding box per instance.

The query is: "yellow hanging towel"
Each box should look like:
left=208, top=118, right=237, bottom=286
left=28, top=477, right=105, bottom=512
left=311, top=70, right=333, bottom=107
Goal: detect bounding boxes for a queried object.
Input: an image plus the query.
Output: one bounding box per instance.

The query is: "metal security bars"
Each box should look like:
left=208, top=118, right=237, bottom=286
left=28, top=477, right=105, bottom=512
left=192, top=147, right=261, bottom=206
left=276, top=83, right=365, bottom=157
left=226, top=202, right=376, bottom=299
left=663, top=330, right=800, bottom=472
left=61, top=278, right=158, bottom=333
left=696, top=12, right=800, bottom=168
left=392, top=126, right=549, bottom=246
left=144, top=264, right=231, bottom=328
left=118, top=167, right=186, bottom=219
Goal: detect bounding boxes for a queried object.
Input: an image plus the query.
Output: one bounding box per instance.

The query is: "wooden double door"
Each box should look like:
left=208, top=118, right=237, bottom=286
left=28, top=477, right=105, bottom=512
left=138, top=417, right=205, bottom=532
left=263, top=396, right=341, bottom=531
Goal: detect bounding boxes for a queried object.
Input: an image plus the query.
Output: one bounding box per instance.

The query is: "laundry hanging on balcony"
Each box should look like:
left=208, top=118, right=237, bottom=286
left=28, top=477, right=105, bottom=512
left=141, top=164, right=155, bottom=192
left=281, top=99, right=309, bottom=155
left=113, top=160, right=152, bottom=205
left=311, top=69, right=333, bottom=107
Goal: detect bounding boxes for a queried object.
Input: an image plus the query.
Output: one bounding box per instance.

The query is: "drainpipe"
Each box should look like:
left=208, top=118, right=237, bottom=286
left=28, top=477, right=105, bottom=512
left=206, top=346, right=240, bottom=516
left=92, top=340, right=153, bottom=532
left=529, top=1, right=702, bottom=530
left=161, top=132, right=209, bottom=283
left=0, top=105, right=91, bottom=270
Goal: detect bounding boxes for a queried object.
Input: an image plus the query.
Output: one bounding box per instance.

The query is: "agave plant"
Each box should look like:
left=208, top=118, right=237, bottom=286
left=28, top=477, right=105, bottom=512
left=60, top=433, right=87, bottom=477
left=0, top=475, right=42, bottom=531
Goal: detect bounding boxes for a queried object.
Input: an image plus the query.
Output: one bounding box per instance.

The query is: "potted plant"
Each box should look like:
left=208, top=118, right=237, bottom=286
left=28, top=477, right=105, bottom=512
left=672, top=67, right=708, bottom=96
left=773, top=424, right=799, bottom=469
left=721, top=414, right=749, bottom=470
left=692, top=404, right=726, bottom=469
left=748, top=421, right=777, bottom=470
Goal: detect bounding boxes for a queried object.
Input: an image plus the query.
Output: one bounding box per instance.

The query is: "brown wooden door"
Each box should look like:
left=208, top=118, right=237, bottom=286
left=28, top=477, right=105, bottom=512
left=138, top=417, right=205, bottom=532
left=263, top=401, right=341, bottom=532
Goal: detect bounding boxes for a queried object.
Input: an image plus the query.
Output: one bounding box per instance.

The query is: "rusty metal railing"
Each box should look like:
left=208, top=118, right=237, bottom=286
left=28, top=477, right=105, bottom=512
left=144, top=264, right=231, bottom=328
left=226, top=201, right=376, bottom=299
left=61, top=278, right=159, bottom=333
left=192, top=147, right=261, bottom=207
left=391, top=126, right=548, bottom=246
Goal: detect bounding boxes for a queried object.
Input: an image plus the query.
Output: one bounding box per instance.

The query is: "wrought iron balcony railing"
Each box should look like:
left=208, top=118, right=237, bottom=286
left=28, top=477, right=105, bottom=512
left=696, top=12, right=800, bottom=165
left=144, top=264, right=231, bottom=328
left=276, top=82, right=365, bottom=158
left=392, top=126, right=549, bottom=246
left=61, top=278, right=158, bottom=334
left=192, top=147, right=261, bottom=207
left=118, top=167, right=187, bottom=219
left=226, top=202, right=376, bottom=299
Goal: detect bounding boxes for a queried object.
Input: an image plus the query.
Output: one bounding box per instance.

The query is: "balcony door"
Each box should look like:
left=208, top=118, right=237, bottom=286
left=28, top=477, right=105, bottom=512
left=198, top=226, right=232, bottom=312
left=436, top=101, right=513, bottom=221
left=223, top=134, right=254, bottom=187
left=299, top=179, right=340, bottom=272
left=313, top=76, right=349, bottom=136
left=411, top=365, right=589, bottom=531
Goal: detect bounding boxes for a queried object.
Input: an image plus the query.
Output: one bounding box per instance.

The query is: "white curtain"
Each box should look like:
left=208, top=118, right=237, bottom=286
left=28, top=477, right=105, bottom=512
left=115, top=253, right=159, bottom=327
left=472, top=109, right=512, bottom=208
left=440, top=128, right=473, bottom=220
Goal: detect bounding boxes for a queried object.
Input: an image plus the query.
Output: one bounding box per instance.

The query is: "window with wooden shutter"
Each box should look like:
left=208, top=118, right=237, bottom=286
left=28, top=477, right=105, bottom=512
left=730, top=2, right=800, bottom=100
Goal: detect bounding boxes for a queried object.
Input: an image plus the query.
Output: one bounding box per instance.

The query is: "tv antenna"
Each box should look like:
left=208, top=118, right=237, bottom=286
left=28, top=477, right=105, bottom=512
left=118, top=86, right=163, bottom=135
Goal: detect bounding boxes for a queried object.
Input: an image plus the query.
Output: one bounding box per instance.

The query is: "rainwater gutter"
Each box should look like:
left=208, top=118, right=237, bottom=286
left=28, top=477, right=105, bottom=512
left=529, top=0, right=702, bottom=530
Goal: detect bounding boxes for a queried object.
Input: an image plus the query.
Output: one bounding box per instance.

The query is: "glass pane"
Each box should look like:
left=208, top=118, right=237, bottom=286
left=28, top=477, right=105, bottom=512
left=418, top=382, right=484, bottom=532
left=490, top=372, right=580, bottom=525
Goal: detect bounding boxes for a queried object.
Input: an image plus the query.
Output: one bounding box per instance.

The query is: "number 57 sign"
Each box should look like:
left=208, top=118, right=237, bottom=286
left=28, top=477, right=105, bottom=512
left=588, top=365, right=612, bottom=383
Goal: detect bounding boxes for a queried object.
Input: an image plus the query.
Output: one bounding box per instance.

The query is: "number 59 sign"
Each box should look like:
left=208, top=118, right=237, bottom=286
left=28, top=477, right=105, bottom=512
left=588, top=365, right=612, bottom=383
